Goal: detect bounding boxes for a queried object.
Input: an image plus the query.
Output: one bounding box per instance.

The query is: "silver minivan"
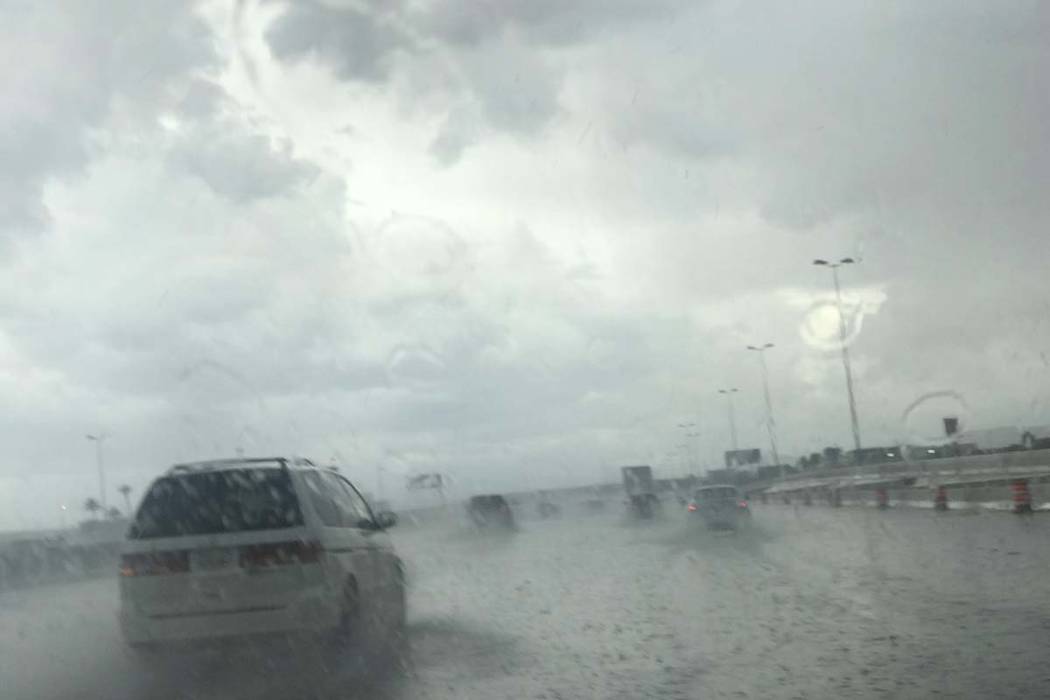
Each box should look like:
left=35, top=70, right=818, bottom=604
left=119, top=457, right=404, bottom=654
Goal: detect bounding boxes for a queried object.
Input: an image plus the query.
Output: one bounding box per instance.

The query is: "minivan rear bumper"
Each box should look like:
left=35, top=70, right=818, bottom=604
left=120, top=588, right=342, bottom=645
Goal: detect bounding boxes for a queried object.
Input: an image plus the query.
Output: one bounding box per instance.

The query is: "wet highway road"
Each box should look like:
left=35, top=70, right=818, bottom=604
left=3, top=505, right=1050, bottom=699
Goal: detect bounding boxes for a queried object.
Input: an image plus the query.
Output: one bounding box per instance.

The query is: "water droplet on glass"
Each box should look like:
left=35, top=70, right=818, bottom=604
left=385, top=344, right=448, bottom=387
left=900, top=390, right=971, bottom=449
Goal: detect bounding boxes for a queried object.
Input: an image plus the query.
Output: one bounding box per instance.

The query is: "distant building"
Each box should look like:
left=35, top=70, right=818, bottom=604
left=955, top=425, right=1050, bottom=451
left=847, top=447, right=904, bottom=465
left=724, top=448, right=762, bottom=469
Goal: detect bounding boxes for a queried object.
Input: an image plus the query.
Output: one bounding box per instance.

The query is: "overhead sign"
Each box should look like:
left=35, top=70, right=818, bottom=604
left=406, top=473, right=445, bottom=490
left=724, top=449, right=761, bottom=469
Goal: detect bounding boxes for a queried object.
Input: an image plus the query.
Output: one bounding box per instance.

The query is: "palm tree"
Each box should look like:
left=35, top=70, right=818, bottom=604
left=83, top=497, right=102, bottom=520
left=118, top=484, right=133, bottom=515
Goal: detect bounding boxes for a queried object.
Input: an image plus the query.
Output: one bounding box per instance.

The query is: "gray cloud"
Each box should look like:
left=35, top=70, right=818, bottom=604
left=0, top=1, right=217, bottom=234
left=264, top=0, right=412, bottom=83
left=168, top=122, right=321, bottom=202
left=261, top=0, right=691, bottom=163
left=418, top=0, right=689, bottom=48
left=587, top=2, right=1050, bottom=236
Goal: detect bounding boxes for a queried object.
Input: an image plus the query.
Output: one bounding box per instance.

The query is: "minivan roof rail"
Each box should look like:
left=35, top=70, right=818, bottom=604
left=166, top=457, right=316, bottom=475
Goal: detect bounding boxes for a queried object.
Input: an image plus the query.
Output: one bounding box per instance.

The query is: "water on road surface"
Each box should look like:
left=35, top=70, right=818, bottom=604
left=3, top=505, right=1050, bottom=699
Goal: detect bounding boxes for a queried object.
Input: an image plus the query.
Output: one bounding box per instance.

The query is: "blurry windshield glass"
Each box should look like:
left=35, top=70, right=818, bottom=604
left=696, top=487, right=739, bottom=501
left=131, top=469, right=302, bottom=538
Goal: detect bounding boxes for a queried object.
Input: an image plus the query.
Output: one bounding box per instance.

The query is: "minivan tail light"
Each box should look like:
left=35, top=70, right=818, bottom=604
left=738, top=500, right=749, bottom=508
left=120, top=551, right=189, bottom=577
left=239, top=540, right=322, bottom=569
left=687, top=502, right=698, bottom=512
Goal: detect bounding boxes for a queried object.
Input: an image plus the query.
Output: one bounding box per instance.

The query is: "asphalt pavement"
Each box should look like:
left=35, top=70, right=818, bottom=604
left=2, top=503, right=1049, bottom=699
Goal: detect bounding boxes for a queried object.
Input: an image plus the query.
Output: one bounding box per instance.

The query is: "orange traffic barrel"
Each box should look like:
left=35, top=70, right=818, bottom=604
left=876, top=488, right=889, bottom=510
left=1011, top=479, right=1033, bottom=514
left=933, top=485, right=948, bottom=511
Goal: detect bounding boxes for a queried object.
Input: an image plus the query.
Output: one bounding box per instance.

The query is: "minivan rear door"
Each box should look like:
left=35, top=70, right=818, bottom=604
left=696, top=487, right=739, bottom=523
left=122, top=468, right=317, bottom=617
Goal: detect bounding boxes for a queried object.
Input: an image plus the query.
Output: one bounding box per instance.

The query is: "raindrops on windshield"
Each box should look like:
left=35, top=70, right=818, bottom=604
left=900, top=390, right=972, bottom=448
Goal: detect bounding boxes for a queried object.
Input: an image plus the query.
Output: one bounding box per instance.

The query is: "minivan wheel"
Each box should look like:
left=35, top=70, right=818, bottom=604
left=393, top=575, right=407, bottom=631
left=332, top=579, right=364, bottom=652
left=367, top=574, right=408, bottom=670
left=387, top=574, right=408, bottom=652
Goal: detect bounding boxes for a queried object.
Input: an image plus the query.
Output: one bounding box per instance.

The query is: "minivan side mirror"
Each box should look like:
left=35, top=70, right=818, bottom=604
left=376, top=511, right=398, bottom=529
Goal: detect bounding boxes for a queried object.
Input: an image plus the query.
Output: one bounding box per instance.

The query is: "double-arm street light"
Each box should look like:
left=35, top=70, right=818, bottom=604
left=813, top=257, right=862, bottom=453
left=746, top=343, right=782, bottom=477
left=677, top=422, right=701, bottom=473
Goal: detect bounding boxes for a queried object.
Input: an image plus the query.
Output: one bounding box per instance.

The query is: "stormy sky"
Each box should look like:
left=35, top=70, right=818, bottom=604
left=1, top=0, right=1048, bottom=529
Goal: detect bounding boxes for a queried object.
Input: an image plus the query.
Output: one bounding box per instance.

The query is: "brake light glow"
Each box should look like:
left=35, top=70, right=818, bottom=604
left=119, top=551, right=189, bottom=577
left=738, top=500, right=749, bottom=508
left=239, top=540, right=322, bottom=569
left=687, top=503, right=698, bottom=512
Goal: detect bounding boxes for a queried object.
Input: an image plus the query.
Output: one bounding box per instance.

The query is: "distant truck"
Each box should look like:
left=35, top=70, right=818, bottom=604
left=621, top=465, right=659, bottom=518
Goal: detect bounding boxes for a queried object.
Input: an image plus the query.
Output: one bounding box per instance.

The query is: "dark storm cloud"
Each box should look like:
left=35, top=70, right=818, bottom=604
left=264, top=0, right=413, bottom=83
left=418, top=0, right=689, bottom=47
left=262, top=0, right=692, bottom=163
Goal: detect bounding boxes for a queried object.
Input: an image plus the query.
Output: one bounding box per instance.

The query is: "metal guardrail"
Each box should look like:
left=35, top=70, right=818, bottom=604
left=751, top=448, right=1050, bottom=494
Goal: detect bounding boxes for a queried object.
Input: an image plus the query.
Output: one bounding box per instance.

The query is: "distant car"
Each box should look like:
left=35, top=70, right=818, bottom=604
left=627, top=493, right=660, bottom=519
left=688, top=485, right=750, bottom=530
left=119, top=457, right=405, bottom=655
left=467, top=494, right=515, bottom=530
left=536, top=500, right=561, bottom=519
left=583, top=498, right=606, bottom=514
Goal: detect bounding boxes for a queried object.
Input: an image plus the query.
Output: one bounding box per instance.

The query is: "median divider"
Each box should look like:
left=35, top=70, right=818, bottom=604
left=876, top=487, right=889, bottom=510
left=933, top=485, right=949, bottom=511
left=1011, top=479, right=1033, bottom=514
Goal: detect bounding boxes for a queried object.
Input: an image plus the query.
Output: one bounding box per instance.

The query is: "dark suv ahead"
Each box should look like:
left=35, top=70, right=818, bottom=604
left=688, top=485, right=750, bottom=530
left=467, top=494, right=516, bottom=530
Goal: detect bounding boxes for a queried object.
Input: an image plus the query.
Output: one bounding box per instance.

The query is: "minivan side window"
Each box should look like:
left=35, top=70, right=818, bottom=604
left=301, top=471, right=341, bottom=527
left=322, top=471, right=373, bottom=529
left=337, top=475, right=375, bottom=524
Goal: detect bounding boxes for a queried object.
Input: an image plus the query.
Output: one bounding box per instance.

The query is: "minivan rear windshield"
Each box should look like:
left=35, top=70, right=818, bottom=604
left=469, top=495, right=507, bottom=509
left=130, top=468, right=303, bottom=539
left=695, top=487, right=738, bottom=501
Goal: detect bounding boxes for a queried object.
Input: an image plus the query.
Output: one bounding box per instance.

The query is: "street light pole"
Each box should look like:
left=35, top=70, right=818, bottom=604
left=86, top=433, right=108, bottom=510
left=813, top=258, right=862, bottom=453
left=717, top=388, right=739, bottom=457
left=685, top=432, right=700, bottom=473
left=746, top=343, right=782, bottom=478
left=675, top=443, right=690, bottom=473
left=677, top=422, right=701, bottom=474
